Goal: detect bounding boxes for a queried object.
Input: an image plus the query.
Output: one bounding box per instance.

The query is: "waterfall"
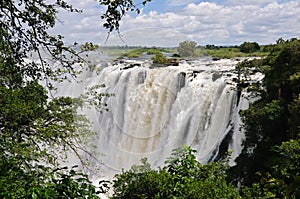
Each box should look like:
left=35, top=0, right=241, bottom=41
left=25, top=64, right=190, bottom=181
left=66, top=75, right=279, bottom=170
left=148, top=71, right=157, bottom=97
left=56, top=58, right=244, bottom=179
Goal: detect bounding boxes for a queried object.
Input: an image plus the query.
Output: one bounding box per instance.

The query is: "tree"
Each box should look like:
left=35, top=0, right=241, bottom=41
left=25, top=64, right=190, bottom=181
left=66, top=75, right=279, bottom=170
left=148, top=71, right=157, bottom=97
left=240, top=136, right=300, bottom=199
left=239, top=42, right=260, bottom=53
left=151, top=51, right=168, bottom=65
left=177, top=40, right=197, bottom=57
left=111, top=146, right=240, bottom=198
left=0, top=0, right=150, bottom=197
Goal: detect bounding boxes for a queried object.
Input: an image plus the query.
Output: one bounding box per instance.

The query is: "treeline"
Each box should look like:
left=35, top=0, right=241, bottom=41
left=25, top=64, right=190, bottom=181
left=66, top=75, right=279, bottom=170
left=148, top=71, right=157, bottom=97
left=111, top=40, right=272, bottom=60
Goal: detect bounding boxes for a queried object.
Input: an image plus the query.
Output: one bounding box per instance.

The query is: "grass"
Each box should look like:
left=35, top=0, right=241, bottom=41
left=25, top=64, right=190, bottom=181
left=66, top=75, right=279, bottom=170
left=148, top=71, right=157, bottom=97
left=118, top=49, right=145, bottom=58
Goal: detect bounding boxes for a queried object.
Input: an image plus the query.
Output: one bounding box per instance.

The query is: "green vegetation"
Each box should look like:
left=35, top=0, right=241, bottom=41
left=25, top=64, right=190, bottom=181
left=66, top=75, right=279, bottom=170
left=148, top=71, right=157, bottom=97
left=80, top=42, right=100, bottom=52
left=204, top=42, right=271, bottom=59
left=205, top=46, right=269, bottom=59
left=206, top=47, right=244, bottom=59
left=239, top=41, right=260, bottom=53
left=231, top=38, right=300, bottom=198
left=118, top=48, right=145, bottom=58
left=151, top=51, right=168, bottom=65
left=111, top=145, right=240, bottom=198
left=146, top=48, right=165, bottom=55
left=0, top=0, right=149, bottom=198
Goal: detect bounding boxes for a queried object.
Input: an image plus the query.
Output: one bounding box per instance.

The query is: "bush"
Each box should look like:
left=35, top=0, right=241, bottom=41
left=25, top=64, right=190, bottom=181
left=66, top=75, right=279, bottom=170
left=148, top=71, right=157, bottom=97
left=111, top=146, right=240, bottom=198
left=151, top=52, right=167, bottom=65
left=177, top=40, right=197, bottom=57
left=239, top=42, right=260, bottom=53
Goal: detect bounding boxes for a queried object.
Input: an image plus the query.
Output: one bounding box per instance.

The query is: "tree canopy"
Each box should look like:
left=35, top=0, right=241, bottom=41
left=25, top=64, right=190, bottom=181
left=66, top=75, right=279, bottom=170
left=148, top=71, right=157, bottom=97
left=239, top=42, right=260, bottom=53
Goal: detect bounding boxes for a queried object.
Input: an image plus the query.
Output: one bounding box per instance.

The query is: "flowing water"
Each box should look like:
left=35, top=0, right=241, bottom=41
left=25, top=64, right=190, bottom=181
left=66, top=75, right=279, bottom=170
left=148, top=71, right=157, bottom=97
left=56, top=57, right=246, bottom=179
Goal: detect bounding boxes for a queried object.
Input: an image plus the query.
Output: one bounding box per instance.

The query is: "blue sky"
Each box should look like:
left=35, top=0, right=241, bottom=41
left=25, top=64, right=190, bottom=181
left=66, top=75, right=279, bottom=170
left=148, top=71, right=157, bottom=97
left=140, top=0, right=295, bottom=14
left=52, top=0, right=300, bottom=47
left=143, top=0, right=223, bottom=13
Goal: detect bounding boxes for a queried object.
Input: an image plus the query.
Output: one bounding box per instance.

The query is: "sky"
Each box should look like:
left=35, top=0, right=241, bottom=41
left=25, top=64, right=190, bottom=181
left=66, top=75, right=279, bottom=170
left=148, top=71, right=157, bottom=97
left=51, top=0, right=300, bottom=47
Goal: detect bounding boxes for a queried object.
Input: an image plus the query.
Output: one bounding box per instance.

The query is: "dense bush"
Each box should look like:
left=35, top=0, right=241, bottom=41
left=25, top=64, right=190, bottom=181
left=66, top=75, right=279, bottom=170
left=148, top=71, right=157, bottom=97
left=151, top=52, right=168, bottom=65
left=239, top=41, right=260, bottom=53
left=111, top=146, right=240, bottom=198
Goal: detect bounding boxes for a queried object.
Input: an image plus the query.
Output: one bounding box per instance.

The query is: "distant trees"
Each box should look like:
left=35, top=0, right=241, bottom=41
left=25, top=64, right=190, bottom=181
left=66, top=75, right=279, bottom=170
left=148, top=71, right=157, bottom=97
left=206, top=44, right=220, bottom=50
left=177, top=40, right=197, bottom=57
left=239, top=41, right=260, bottom=53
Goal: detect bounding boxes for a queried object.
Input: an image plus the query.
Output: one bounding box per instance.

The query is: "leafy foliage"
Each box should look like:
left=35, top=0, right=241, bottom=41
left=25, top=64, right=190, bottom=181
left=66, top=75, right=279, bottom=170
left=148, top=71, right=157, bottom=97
left=239, top=42, right=260, bottom=53
left=0, top=163, right=105, bottom=198
left=80, top=42, right=100, bottom=52
left=240, top=137, right=300, bottom=199
left=151, top=51, right=167, bottom=65
left=1, top=0, right=150, bottom=198
left=0, top=63, right=102, bottom=197
left=232, top=38, right=300, bottom=198
left=111, top=146, right=240, bottom=198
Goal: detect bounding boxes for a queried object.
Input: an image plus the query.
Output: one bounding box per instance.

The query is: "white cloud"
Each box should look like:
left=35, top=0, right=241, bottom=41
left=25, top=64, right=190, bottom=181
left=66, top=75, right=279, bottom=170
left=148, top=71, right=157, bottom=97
left=184, top=2, right=225, bottom=16
left=51, top=0, right=300, bottom=46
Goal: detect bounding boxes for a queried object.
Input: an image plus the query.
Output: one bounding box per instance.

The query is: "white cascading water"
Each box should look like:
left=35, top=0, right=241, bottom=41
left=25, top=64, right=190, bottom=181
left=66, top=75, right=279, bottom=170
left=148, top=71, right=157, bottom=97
left=55, top=57, right=245, bottom=179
